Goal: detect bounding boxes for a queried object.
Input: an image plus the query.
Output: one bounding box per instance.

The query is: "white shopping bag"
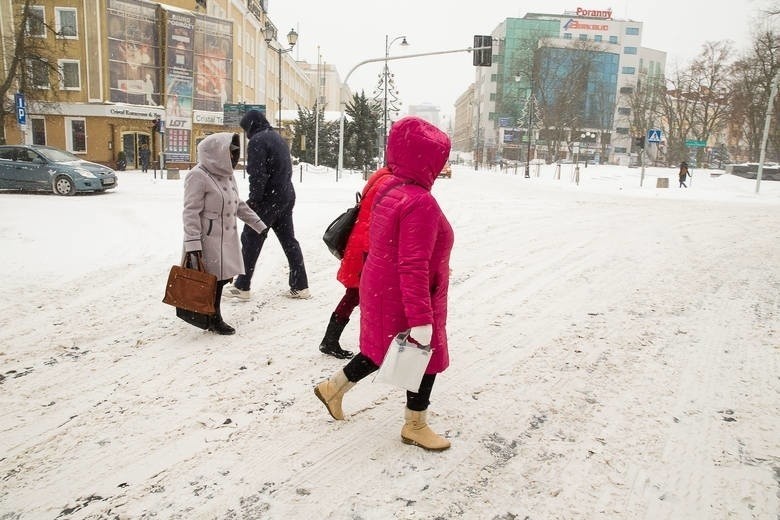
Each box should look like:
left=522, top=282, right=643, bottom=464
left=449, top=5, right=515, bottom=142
left=374, top=331, right=432, bottom=392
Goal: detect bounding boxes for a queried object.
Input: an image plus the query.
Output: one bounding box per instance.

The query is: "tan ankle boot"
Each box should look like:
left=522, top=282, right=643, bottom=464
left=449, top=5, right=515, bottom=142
left=401, top=408, right=451, bottom=451
left=314, top=370, right=356, bottom=420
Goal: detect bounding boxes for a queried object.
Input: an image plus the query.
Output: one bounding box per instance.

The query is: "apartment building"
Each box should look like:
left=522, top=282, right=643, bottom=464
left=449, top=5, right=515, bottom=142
left=0, top=0, right=314, bottom=169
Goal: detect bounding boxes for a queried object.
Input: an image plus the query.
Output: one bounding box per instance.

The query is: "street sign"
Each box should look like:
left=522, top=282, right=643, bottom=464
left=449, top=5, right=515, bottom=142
left=647, top=129, right=662, bottom=143
left=223, top=103, right=265, bottom=126
left=15, top=93, right=26, bottom=125
left=685, top=139, right=707, bottom=148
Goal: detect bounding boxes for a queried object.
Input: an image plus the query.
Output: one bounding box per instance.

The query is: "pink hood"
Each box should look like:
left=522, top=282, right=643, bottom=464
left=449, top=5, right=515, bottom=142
left=386, top=117, right=451, bottom=190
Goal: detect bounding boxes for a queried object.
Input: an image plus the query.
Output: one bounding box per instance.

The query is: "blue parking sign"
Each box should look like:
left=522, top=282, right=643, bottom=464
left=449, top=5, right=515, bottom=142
left=15, top=93, right=26, bottom=124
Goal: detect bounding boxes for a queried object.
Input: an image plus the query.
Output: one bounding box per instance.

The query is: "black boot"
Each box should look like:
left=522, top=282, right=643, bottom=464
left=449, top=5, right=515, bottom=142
left=319, top=313, right=354, bottom=359
left=209, top=281, right=235, bottom=335
left=209, top=316, right=235, bottom=335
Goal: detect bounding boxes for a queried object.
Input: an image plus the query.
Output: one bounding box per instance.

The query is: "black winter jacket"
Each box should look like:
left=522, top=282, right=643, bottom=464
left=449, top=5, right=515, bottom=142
left=239, top=109, right=295, bottom=218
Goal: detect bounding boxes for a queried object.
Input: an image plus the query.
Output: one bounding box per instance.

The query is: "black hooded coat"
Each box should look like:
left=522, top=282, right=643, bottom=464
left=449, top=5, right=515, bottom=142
left=239, top=109, right=295, bottom=220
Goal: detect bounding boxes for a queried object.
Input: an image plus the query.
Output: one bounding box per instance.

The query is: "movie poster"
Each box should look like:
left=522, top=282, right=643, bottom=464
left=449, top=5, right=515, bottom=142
left=193, top=17, right=233, bottom=112
left=106, top=0, right=160, bottom=105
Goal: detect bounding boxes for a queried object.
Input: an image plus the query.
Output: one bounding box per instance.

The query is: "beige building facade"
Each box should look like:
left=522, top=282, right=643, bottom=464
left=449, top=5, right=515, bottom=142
left=0, top=0, right=315, bottom=169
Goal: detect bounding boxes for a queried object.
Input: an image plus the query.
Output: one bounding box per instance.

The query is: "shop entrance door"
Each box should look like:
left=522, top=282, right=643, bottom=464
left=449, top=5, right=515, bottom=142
left=121, top=133, right=151, bottom=170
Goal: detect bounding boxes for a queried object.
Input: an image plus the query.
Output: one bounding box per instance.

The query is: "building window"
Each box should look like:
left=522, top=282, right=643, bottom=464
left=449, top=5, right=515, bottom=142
left=626, top=27, right=640, bottom=36
left=614, top=147, right=627, bottom=153
left=563, top=33, right=572, bottom=40
left=594, top=35, right=602, bottom=42
left=615, top=127, right=629, bottom=134
left=30, top=59, right=50, bottom=88
left=623, top=46, right=637, bottom=55
left=620, top=86, right=634, bottom=94
left=579, top=34, right=588, bottom=41
left=31, top=118, right=46, bottom=145
left=618, top=107, right=631, bottom=115
left=609, top=35, right=618, bottom=44
left=66, top=118, right=87, bottom=153
left=621, top=66, right=636, bottom=75
left=55, top=7, right=78, bottom=38
left=58, top=60, right=81, bottom=90
left=26, top=6, right=46, bottom=37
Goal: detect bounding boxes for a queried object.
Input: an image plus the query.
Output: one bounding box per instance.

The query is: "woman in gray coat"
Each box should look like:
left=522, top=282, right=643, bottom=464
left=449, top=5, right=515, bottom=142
left=183, top=132, right=267, bottom=334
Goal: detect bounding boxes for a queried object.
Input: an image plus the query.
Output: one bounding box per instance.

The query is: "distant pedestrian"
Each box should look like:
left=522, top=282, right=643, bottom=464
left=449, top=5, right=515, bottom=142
left=679, top=161, right=690, bottom=188
left=224, top=109, right=310, bottom=301
left=139, top=144, right=151, bottom=173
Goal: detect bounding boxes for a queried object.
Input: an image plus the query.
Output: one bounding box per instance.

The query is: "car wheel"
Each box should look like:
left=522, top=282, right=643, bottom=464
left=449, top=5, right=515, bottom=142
left=53, top=175, right=76, bottom=196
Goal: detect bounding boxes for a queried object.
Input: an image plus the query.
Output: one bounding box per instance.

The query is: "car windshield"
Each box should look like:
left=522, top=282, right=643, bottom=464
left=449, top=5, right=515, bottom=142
left=36, top=148, right=81, bottom=162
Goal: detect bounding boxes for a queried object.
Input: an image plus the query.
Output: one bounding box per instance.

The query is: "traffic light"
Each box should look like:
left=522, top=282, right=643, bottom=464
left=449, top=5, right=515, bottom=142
left=473, top=35, right=492, bottom=67
left=633, top=135, right=645, bottom=150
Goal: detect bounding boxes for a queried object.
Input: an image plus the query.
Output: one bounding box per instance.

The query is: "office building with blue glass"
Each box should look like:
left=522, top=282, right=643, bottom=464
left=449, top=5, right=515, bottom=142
left=470, top=9, right=666, bottom=166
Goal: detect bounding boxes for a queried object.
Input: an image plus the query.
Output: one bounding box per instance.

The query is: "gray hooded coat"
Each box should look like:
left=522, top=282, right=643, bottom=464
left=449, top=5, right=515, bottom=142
left=183, top=133, right=267, bottom=280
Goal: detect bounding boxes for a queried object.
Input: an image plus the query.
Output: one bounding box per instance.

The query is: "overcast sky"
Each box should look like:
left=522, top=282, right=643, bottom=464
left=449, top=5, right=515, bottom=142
left=268, top=0, right=770, bottom=119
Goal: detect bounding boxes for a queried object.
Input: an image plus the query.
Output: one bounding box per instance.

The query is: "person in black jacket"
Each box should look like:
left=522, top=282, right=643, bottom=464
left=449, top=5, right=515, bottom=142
left=224, top=109, right=310, bottom=300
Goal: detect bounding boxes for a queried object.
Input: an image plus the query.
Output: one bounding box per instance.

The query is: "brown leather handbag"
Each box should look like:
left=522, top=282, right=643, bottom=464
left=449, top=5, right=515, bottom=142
left=162, top=253, right=217, bottom=316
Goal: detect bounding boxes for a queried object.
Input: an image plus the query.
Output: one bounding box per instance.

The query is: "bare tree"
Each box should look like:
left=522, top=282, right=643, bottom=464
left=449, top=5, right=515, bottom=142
left=687, top=41, right=735, bottom=165
left=729, top=30, right=780, bottom=161
left=0, top=0, right=67, bottom=143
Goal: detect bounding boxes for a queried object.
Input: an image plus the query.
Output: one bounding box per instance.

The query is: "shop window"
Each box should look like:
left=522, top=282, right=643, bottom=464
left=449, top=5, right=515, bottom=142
left=55, top=7, right=78, bottom=39
left=66, top=118, right=87, bottom=153
left=31, top=118, right=46, bottom=145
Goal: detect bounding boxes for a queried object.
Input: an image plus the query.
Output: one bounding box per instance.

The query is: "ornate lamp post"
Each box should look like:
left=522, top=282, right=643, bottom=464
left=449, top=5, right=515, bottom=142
left=265, top=24, right=298, bottom=130
left=383, top=35, right=408, bottom=157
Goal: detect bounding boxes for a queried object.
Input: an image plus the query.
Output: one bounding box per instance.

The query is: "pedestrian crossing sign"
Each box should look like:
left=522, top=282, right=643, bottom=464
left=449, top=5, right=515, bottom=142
left=647, top=129, right=662, bottom=143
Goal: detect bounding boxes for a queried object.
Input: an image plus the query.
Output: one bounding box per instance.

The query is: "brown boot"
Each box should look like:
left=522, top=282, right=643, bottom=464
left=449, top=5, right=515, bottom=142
left=401, top=408, right=451, bottom=451
left=314, top=370, right=356, bottom=420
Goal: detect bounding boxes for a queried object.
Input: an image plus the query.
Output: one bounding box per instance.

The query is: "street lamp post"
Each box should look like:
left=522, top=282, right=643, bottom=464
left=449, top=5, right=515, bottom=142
left=575, top=131, right=595, bottom=185
left=337, top=46, right=479, bottom=176
left=265, top=24, right=298, bottom=130
left=514, top=71, right=534, bottom=178
left=383, top=35, right=408, bottom=158
left=524, top=94, right=534, bottom=178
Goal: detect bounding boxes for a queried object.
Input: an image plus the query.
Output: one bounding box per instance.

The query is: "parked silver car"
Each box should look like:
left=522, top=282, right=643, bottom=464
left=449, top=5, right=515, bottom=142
left=0, top=145, right=118, bottom=195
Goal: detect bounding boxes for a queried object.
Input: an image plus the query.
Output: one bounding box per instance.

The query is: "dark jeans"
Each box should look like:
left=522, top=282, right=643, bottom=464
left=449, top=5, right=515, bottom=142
left=234, top=201, right=308, bottom=291
left=343, top=353, right=437, bottom=411
left=334, top=287, right=360, bottom=321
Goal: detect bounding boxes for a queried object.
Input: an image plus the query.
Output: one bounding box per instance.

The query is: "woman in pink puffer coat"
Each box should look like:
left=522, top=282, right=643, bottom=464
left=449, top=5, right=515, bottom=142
left=315, top=116, right=453, bottom=451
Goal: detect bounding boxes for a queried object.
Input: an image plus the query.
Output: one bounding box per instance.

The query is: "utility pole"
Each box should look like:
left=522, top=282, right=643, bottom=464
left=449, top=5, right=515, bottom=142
left=756, top=70, right=780, bottom=194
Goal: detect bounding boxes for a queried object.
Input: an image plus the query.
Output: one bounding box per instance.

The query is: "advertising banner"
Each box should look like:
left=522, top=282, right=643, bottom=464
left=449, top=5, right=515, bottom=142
left=106, top=0, right=160, bottom=106
left=164, top=10, right=196, bottom=161
left=194, top=17, right=233, bottom=112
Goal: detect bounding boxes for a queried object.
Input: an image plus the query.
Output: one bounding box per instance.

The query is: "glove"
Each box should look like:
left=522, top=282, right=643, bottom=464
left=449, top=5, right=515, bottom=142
left=409, top=324, right=433, bottom=347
